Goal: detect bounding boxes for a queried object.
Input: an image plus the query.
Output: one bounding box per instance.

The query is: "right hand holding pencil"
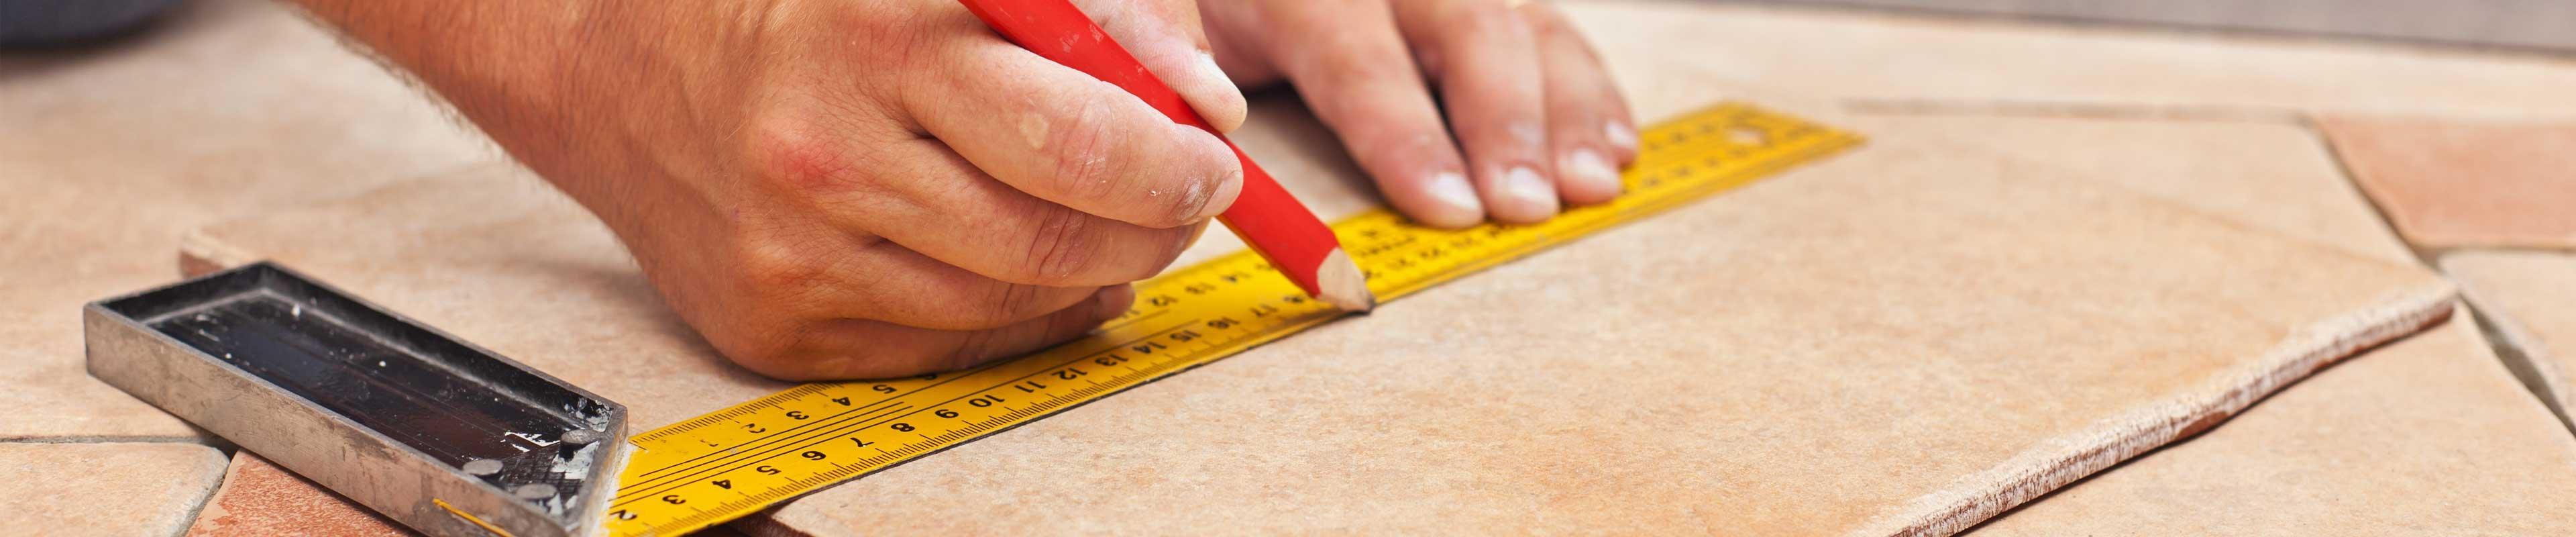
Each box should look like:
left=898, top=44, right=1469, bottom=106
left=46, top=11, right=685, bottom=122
left=282, top=0, right=1628, bottom=379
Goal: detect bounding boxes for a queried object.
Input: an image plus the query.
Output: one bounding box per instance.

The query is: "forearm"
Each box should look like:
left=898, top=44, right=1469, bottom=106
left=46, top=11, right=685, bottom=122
left=285, top=0, right=585, bottom=141
left=280, top=0, right=764, bottom=219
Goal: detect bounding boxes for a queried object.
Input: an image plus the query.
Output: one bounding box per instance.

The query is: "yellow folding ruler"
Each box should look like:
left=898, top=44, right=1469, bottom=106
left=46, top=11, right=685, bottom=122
left=601, top=102, right=1861, bottom=536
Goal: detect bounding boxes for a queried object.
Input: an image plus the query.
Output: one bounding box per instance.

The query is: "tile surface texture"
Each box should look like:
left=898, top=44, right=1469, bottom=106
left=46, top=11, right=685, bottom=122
left=193, top=121, right=2453, bottom=534
left=1855, top=115, right=2576, bottom=534
left=2445, top=250, right=2576, bottom=431
left=0, top=0, right=490, bottom=441
left=12, top=0, right=2565, bottom=533
left=1567, top=0, right=2576, bottom=119
left=1971, top=312, right=2576, bottom=535
left=0, top=442, right=229, bottom=536
left=1757, top=0, right=2576, bottom=52
left=1845, top=113, right=2414, bottom=264
left=2316, top=116, right=2576, bottom=249
left=184, top=452, right=409, bottom=537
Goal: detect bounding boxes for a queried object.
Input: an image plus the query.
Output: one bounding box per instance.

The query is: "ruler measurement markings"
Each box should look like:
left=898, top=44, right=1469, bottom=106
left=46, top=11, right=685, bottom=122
left=637, top=382, right=913, bottom=448
left=630, top=403, right=919, bottom=485
left=626, top=320, right=1221, bottom=505
left=635, top=400, right=917, bottom=481
left=604, top=104, right=1860, bottom=536
left=611, top=402, right=919, bottom=505
left=632, top=371, right=988, bottom=471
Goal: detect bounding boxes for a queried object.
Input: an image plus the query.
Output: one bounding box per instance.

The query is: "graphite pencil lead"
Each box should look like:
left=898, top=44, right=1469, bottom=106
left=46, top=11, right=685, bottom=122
left=1315, top=248, right=1377, bottom=313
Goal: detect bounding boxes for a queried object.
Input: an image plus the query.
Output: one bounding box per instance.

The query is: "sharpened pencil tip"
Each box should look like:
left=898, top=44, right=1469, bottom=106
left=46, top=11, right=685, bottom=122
left=1316, top=249, right=1376, bottom=313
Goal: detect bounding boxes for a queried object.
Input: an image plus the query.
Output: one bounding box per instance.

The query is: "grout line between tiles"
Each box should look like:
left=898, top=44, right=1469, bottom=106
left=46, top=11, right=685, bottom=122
left=166, top=451, right=229, bottom=537
left=2459, top=301, right=2576, bottom=437
left=2304, top=111, right=2576, bottom=440
left=2295, top=113, right=2434, bottom=266
left=2446, top=257, right=2576, bottom=439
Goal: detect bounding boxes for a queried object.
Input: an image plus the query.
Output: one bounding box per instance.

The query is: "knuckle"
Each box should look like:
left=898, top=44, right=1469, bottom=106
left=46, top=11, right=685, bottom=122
left=965, top=283, right=1044, bottom=330
left=710, top=322, right=812, bottom=381
left=1044, top=101, right=1128, bottom=203
left=941, top=329, right=1006, bottom=372
left=743, top=114, right=853, bottom=195
left=1169, top=182, right=1215, bottom=226
left=1016, top=205, right=1099, bottom=285
left=1161, top=140, right=1239, bottom=227
left=734, top=234, right=835, bottom=296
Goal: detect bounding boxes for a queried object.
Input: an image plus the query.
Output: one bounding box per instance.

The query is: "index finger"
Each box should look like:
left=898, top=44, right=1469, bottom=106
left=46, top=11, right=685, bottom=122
left=900, top=28, right=1246, bottom=230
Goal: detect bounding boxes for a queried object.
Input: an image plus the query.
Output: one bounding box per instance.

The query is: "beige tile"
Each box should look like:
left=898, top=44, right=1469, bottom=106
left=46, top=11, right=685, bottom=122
left=1560, top=0, right=2576, bottom=120
left=0, top=442, right=229, bottom=536
left=1972, top=311, right=2576, bottom=535
left=185, top=452, right=408, bottom=537
left=1849, top=115, right=2576, bottom=535
left=1756, top=0, right=2576, bottom=52
left=751, top=130, right=2450, bottom=537
left=2316, top=117, right=2576, bottom=249
left=191, top=108, right=2452, bottom=534
left=1846, top=113, right=2415, bottom=265
left=2445, top=250, right=2576, bottom=432
left=0, top=0, right=490, bottom=440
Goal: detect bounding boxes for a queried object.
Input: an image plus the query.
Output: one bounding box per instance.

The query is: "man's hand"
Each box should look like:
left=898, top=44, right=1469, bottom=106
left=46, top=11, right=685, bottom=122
left=290, top=0, right=1630, bottom=380
left=1201, top=0, right=1637, bottom=227
left=293, top=0, right=1247, bottom=379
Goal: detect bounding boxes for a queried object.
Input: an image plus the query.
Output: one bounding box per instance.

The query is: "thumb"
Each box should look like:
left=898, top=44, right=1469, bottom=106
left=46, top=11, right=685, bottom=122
left=1073, top=0, right=1248, bottom=133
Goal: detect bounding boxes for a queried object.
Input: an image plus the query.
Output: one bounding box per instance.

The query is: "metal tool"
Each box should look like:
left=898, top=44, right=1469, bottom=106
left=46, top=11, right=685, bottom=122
left=86, top=262, right=628, bottom=537
left=600, top=102, right=1864, bottom=536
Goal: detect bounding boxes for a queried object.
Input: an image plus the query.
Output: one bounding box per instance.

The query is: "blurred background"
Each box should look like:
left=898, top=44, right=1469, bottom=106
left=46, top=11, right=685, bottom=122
left=1737, top=0, right=2576, bottom=52
left=9, top=0, right=2576, bottom=52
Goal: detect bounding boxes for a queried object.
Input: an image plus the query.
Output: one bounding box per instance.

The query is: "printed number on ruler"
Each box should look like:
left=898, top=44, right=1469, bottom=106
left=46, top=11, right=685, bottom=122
left=602, top=103, right=1862, bottom=536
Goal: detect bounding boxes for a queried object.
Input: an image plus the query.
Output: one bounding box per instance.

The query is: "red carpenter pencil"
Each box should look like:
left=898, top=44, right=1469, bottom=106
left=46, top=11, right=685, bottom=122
left=955, top=0, right=1375, bottom=311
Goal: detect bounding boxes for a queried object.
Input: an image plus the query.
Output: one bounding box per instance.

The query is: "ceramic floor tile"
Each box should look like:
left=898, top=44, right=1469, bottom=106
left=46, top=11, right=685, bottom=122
left=2315, top=117, right=2576, bottom=249
left=1847, top=113, right=2414, bottom=265
left=193, top=109, right=2454, bottom=535
left=0, top=442, right=229, bottom=536
left=1760, top=0, right=2576, bottom=52
left=2445, top=250, right=2576, bottom=431
left=1851, top=115, right=2576, bottom=534
left=0, top=0, right=490, bottom=440
left=184, top=452, right=409, bottom=537
left=1561, top=0, right=2576, bottom=120
left=1970, top=311, right=2576, bottom=535
left=750, top=132, right=2451, bottom=537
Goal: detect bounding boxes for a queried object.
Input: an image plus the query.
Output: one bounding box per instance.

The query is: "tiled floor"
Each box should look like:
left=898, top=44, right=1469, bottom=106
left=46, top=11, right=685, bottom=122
left=2317, top=117, right=2576, bottom=249
left=1753, top=0, right=2576, bottom=52
left=0, top=0, right=488, bottom=444
left=184, top=452, right=407, bottom=536
left=2447, top=252, right=2576, bottom=433
left=193, top=121, right=2461, bottom=535
left=0, top=442, right=228, bottom=535
left=9, top=0, right=2576, bottom=534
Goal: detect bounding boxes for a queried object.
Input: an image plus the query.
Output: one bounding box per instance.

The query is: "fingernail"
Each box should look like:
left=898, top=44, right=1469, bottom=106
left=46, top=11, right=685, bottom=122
left=1500, top=166, right=1560, bottom=217
left=1605, top=121, right=1640, bottom=152
left=1196, top=50, right=1229, bottom=83
left=1428, top=170, right=1483, bottom=212
left=1191, top=51, right=1246, bottom=132
left=1193, top=164, right=1244, bottom=221
left=1562, top=148, right=1622, bottom=197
